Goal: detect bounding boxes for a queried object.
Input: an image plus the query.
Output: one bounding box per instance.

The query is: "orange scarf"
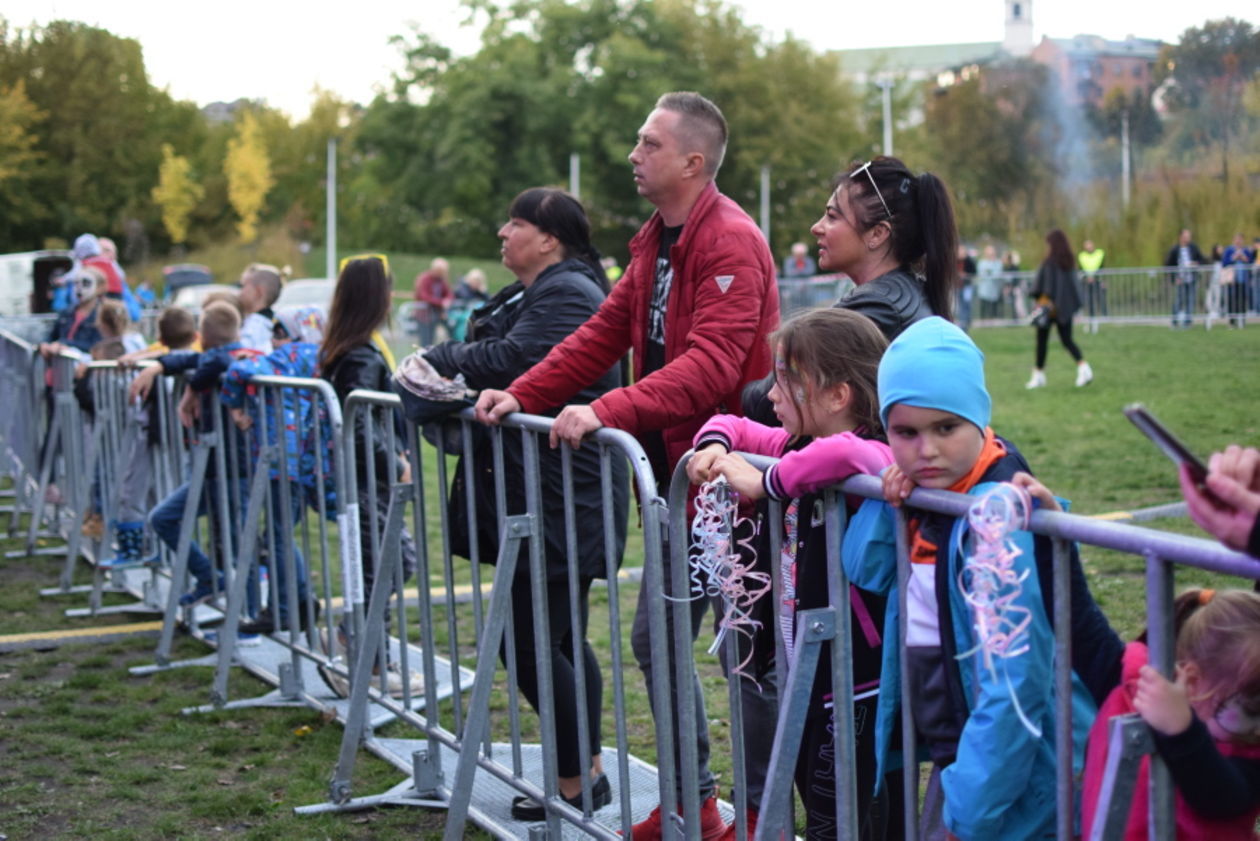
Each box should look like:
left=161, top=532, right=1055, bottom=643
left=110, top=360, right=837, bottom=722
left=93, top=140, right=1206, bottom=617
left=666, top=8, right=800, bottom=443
left=908, top=427, right=1006, bottom=567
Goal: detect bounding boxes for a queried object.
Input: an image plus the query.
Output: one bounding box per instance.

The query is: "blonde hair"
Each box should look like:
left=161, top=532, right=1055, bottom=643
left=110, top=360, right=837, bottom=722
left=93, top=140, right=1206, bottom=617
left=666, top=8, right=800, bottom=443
left=199, top=301, right=242, bottom=349
left=1176, top=588, right=1260, bottom=699
left=96, top=299, right=130, bottom=339
left=203, top=289, right=243, bottom=316
left=243, top=263, right=285, bottom=307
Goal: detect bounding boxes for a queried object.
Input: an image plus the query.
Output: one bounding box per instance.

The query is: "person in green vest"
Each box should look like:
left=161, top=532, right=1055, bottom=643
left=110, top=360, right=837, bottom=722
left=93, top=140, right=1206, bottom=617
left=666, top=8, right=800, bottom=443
left=1078, top=239, right=1107, bottom=320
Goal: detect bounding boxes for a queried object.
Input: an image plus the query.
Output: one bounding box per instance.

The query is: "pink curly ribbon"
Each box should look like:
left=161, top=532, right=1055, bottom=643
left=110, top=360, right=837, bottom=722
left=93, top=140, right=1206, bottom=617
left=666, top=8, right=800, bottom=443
left=956, top=481, right=1041, bottom=736
left=685, top=478, right=772, bottom=678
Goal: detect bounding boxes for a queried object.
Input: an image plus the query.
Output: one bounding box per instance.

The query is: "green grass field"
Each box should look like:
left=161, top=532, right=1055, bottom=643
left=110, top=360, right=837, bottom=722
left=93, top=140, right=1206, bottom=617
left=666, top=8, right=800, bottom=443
left=1, top=322, right=1257, bottom=838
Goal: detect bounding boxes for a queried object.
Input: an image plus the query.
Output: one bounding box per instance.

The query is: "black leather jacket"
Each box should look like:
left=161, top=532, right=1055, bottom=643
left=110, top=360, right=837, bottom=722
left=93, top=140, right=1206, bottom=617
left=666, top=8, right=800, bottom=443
left=742, top=267, right=933, bottom=422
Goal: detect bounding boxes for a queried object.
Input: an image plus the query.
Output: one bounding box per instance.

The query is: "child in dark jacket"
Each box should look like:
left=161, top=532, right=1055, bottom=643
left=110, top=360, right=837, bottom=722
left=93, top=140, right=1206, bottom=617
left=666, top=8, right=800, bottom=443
left=218, top=306, right=327, bottom=634
left=131, top=302, right=261, bottom=607
left=689, top=308, right=893, bottom=840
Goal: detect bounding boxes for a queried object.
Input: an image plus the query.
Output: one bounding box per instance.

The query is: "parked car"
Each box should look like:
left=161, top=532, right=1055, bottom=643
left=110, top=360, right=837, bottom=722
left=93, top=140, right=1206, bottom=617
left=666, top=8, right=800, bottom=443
left=0, top=249, right=72, bottom=315
left=171, top=283, right=222, bottom=314
left=162, top=264, right=214, bottom=300
left=275, top=278, right=334, bottom=310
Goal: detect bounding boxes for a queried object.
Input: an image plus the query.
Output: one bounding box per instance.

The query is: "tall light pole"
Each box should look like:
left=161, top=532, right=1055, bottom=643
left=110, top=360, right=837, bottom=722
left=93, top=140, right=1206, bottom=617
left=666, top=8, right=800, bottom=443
left=325, top=138, right=337, bottom=280
left=875, top=78, right=895, bottom=155
left=569, top=152, right=581, bottom=199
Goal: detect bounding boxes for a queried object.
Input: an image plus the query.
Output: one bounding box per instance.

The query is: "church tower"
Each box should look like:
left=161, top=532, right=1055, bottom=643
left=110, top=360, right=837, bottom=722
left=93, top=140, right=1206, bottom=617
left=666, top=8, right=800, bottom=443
left=1004, top=0, right=1034, bottom=56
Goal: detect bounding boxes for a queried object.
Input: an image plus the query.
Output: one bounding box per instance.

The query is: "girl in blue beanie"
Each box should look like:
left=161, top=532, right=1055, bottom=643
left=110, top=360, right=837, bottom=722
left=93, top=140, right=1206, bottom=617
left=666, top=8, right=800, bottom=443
left=842, top=317, right=1121, bottom=841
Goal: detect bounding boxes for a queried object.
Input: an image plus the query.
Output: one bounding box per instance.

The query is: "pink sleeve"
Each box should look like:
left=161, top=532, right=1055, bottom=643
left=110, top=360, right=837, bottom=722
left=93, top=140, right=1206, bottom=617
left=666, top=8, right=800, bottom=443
left=693, top=414, right=792, bottom=458
left=765, top=433, right=893, bottom=500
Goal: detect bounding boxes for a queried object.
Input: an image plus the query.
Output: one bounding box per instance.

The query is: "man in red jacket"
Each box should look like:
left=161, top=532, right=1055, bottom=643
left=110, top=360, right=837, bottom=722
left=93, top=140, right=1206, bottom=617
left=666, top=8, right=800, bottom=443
left=476, top=91, right=778, bottom=839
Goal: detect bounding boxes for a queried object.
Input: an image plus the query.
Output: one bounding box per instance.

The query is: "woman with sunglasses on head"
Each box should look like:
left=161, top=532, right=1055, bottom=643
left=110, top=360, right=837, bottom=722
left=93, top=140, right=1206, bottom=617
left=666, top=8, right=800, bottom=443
left=318, top=254, right=422, bottom=697
left=744, top=156, right=959, bottom=422
left=421, top=187, right=629, bottom=820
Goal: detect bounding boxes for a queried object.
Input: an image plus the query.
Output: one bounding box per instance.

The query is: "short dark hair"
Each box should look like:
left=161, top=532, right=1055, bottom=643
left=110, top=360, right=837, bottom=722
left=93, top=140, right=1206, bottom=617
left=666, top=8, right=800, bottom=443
left=656, top=91, right=727, bottom=176
left=244, top=263, right=284, bottom=307
left=158, top=306, right=197, bottom=349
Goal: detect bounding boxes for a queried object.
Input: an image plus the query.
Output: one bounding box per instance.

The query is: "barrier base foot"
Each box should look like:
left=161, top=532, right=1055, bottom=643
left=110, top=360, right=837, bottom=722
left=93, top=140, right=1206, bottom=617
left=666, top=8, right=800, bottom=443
left=294, top=779, right=447, bottom=815
left=65, top=603, right=163, bottom=618
left=40, top=584, right=115, bottom=596
left=130, top=653, right=219, bottom=675
left=182, top=687, right=308, bottom=716
left=8, top=545, right=66, bottom=559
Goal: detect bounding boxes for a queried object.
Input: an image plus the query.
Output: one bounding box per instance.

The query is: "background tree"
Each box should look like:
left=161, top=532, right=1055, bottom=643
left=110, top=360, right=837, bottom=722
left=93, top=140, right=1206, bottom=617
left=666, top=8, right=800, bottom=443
left=223, top=111, right=274, bottom=244
left=0, top=79, right=45, bottom=245
left=150, top=143, right=203, bottom=245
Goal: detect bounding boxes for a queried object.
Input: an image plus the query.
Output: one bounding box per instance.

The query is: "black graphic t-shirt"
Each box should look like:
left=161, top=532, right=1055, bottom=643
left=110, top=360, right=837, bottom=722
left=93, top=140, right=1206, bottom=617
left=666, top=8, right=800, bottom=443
left=642, top=224, right=682, bottom=484
left=644, top=224, right=682, bottom=377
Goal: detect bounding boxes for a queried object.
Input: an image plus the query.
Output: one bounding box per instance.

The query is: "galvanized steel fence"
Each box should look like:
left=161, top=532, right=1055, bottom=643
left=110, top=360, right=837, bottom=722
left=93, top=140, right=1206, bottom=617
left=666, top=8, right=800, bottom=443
left=1, top=318, right=1256, bottom=840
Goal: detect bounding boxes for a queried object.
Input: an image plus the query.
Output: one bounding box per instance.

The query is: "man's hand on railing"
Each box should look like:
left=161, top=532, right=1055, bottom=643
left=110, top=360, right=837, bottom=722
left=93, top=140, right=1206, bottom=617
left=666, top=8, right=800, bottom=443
left=474, top=389, right=520, bottom=425
left=1181, top=445, right=1260, bottom=553
left=549, top=404, right=603, bottom=451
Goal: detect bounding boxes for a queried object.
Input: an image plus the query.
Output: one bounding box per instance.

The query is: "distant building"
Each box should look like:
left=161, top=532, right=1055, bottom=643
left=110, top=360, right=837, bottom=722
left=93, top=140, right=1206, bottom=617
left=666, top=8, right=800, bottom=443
left=836, top=0, right=1160, bottom=110
left=1029, top=35, right=1162, bottom=107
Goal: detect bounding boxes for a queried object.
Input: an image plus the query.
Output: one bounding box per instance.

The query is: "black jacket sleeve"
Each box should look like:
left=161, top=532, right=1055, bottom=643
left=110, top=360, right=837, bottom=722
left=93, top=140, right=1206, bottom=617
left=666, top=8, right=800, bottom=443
left=1154, top=716, right=1260, bottom=819
left=158, top=351, right=203, bottom=377
left=327, top=345, right=398, bottom=482
left=425, top=269, right=605, bottom=393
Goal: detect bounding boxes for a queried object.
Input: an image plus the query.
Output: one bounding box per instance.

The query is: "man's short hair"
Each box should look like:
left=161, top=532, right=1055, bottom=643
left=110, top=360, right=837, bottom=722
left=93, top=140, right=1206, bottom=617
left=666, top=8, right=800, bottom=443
left=158, top=306, right=197, bottom=350
left=199, top=301, right=242, bottom=349
left=244, top=263, right=284, bottom=307
left=656, top=91, right=728, bottom=177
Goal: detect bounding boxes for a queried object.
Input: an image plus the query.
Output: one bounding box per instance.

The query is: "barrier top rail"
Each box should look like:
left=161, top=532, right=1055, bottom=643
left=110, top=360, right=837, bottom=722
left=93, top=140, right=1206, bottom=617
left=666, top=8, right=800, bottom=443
left=341, top=389, right=663, bottom=505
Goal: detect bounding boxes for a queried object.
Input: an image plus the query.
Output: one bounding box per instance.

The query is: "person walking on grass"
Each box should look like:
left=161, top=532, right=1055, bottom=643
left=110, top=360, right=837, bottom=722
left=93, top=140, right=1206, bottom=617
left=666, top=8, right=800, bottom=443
left=1026, top=229, right=1093, bottom=389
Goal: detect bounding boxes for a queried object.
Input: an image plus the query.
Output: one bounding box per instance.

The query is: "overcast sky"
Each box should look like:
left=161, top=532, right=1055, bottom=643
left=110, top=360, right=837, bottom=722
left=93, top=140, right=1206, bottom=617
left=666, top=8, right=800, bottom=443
left=7, top=1, right=1256, bottom=118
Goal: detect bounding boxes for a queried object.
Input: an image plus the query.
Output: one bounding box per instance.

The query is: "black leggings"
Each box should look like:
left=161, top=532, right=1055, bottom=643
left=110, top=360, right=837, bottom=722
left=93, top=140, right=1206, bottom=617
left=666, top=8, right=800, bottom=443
left=1035, top=319, right=1082, bottom=368
left=505, top=574, right=601, bottom=778
left=795, top=696, right=884, bottom=840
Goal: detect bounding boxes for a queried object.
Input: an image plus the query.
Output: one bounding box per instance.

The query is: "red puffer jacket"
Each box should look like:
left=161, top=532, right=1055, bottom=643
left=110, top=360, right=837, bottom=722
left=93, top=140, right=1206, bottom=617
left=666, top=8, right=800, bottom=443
left=509, top=181, right=779, bottom=476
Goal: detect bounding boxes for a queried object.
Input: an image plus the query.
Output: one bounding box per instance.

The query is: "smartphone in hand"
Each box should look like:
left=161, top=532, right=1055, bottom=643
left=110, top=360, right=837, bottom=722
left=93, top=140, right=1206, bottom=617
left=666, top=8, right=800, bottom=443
left=1123, top=403, right=1208, bottom=485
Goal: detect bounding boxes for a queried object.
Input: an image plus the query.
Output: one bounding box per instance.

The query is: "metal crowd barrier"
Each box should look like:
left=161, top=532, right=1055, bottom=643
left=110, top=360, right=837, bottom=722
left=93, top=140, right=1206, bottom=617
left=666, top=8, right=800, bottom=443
left=782, top=266, right=1238, bottom=331
left=659, top=451, right=1260, bottom=841
left=0, top=329, right=46, bottom=542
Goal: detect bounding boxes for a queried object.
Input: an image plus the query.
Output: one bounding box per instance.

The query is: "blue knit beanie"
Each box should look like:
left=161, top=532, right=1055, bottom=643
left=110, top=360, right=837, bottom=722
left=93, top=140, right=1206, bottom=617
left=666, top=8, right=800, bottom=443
left=878, top=316, right=991, bottom=432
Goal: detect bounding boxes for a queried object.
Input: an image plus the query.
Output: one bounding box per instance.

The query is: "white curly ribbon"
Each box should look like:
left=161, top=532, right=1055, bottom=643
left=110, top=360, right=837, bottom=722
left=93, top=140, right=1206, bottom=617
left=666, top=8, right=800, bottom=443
left=684, top=478, right=771, bottom=677
left=955, top=481, right=1041, bottom=737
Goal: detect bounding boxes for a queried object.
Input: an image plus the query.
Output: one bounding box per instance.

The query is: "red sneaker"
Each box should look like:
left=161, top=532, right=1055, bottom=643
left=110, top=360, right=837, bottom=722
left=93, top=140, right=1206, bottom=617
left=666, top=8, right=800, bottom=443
left=716, top=807, right=757, bottom=841
left=629, top=795, right=728, bottom=841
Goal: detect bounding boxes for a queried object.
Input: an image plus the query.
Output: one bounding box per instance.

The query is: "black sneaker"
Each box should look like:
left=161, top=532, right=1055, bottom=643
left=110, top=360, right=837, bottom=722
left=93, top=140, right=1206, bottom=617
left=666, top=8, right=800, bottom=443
left=511, top=773, right=611, bottom=821
left=237, top=610, right=275, bottom=635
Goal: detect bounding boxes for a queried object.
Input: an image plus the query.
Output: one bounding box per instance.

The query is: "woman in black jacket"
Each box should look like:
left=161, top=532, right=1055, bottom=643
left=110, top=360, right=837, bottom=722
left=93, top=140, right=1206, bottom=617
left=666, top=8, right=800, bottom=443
left=424, top=188, right=628, bottom=818
left=744, top=156, right=959, bottom=421
left=1026, top=229, right=1093, bottom=389
left=320, top=256, right=419, bottom=696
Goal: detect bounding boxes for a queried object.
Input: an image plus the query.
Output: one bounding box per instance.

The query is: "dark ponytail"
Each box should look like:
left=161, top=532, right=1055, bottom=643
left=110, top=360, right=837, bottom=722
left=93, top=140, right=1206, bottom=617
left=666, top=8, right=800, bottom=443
left=840, top=156, right=960, bottom=322
left=915, top=172, right=958, bottom=321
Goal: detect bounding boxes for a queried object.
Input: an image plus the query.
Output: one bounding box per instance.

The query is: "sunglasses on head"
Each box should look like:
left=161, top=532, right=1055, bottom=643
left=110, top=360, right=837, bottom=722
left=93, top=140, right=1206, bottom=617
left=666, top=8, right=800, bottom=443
left=850, top=160, right=893, bottom=220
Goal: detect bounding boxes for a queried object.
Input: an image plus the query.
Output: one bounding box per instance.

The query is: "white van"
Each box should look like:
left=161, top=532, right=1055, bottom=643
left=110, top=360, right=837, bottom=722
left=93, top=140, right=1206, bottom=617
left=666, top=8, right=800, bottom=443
left=0, top=250, right=73, bottom=316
